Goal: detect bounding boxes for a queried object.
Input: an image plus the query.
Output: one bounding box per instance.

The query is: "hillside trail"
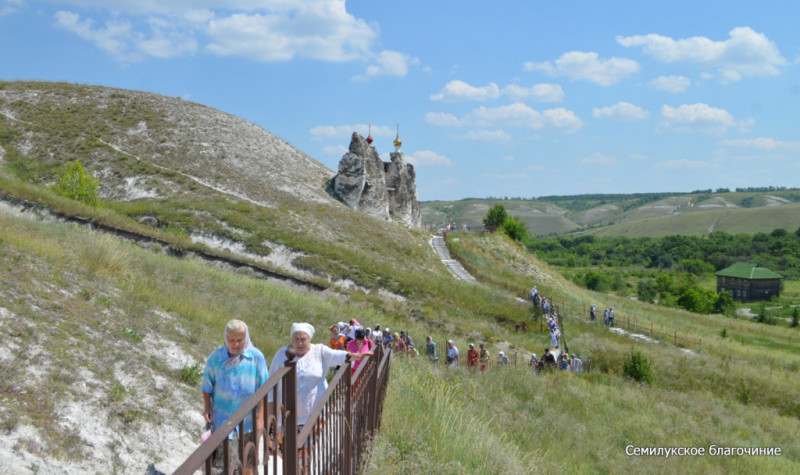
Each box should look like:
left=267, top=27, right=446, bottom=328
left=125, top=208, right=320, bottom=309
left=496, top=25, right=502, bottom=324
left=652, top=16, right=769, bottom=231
left=430, top=235, right=476, bottom=282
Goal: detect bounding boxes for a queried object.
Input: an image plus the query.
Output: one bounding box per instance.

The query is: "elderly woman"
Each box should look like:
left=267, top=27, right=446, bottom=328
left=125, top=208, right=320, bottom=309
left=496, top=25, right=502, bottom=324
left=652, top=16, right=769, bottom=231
left=201, top=320, right=268, bottom=470
left=268, top=323, right=372, bottom=428
left=445, top=340, right=459, bottom=367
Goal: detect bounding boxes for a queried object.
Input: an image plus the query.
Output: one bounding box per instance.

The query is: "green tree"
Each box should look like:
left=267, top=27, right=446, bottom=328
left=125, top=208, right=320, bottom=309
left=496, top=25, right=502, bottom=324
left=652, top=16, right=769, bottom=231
left=637, top=279, right=657, bottom=303
left=713, top=291, right=736, bottom=315
left=501, top=216, right=528, bottom=242
left=52, top=160, right=99, bottom=206
left=483, top=204, right=508, bottom=228
left=623, top=350, right=654, bottom=385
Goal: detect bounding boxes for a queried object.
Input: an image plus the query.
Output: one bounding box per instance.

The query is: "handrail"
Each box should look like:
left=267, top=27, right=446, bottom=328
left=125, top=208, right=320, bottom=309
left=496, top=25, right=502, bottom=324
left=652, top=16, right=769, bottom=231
left=174, top=343, right=392, bottom=475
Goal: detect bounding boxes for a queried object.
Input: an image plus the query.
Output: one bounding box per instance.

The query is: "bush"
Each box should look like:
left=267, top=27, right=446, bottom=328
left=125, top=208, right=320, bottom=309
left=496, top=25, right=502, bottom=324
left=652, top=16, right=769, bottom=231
left=52, top=160, right=99, bottom=206
left=622, top=350, right=654, bottom=385
left=501, top=217, right=528, bottom=242
left=483, top=204, right=507, bottom=228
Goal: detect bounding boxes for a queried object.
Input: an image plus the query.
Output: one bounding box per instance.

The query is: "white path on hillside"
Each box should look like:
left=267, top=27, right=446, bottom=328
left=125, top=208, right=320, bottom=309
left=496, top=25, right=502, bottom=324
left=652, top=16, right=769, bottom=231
left=430, top=235, right=476, bottom=282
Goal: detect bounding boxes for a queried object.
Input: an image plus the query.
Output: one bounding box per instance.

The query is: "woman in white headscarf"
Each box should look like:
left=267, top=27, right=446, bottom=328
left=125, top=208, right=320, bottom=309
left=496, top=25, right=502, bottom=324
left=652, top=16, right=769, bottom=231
left=268, top=323, right=373, bottom=428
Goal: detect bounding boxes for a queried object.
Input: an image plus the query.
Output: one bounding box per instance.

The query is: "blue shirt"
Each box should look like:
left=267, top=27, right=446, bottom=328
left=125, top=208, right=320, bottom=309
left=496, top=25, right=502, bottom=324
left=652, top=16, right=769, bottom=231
left=201, top=346, right=269, bottom=435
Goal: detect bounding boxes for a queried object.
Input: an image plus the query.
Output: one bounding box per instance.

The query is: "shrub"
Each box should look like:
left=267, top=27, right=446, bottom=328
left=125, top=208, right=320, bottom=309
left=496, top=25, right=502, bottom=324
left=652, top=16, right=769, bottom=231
left=52, top=160, right=99, bottom=206
left=501, top=217, right=528, bottom=242
left=483, top=204, right=507, bottom=228
left=179, top=363, right=204, bottom=385
left=622, top=350, right=654, bottom=385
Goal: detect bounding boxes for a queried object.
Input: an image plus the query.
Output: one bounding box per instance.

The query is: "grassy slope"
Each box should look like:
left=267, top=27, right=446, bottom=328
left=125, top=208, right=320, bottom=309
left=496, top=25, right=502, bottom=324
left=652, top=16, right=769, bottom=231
left=1, top=82, right=798, bottom=473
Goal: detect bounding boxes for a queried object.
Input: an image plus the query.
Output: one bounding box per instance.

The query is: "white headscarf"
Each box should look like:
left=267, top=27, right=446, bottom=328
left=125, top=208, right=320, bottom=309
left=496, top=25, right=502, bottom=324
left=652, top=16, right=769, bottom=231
left=291, top=322, right=315, bottom=340
left=223, top=319, right=253, bottom=368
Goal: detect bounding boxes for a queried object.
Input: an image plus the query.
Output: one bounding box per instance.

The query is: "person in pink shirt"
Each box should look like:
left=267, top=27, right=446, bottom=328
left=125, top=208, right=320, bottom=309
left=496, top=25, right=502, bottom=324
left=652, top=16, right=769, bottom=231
left=346, top=328, right=375, bottom=374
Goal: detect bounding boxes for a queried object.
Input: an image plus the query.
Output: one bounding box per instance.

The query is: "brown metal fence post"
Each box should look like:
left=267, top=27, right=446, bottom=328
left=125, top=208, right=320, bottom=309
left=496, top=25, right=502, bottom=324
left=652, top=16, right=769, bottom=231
left=283, top=360, right=298, bottom=475
left=344, top=360, right=353, bottom=475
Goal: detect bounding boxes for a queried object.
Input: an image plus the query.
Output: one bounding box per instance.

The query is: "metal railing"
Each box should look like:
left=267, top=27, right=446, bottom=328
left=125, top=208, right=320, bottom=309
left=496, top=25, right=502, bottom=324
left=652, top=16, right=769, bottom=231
left=173, top=344, right=392, bottom=475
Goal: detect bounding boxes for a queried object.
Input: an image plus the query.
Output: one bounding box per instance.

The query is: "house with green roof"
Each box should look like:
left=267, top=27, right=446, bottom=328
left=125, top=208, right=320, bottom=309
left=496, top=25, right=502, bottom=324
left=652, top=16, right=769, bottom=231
left=715, top=262, right=782, bottom=302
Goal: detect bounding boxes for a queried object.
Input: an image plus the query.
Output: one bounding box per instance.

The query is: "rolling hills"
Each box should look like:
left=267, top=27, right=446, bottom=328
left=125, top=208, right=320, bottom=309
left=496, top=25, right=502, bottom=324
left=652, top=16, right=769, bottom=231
left=1, top=81, right=798, bottom=474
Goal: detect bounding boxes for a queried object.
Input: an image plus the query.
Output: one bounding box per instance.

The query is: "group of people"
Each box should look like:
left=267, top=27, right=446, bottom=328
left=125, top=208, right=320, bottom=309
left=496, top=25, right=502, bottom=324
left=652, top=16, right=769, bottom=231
left=201, top=319, right=374, bottom=471
left=529, top=348, right=584, bottom=373
left=589, top=304, right=615, bottom=326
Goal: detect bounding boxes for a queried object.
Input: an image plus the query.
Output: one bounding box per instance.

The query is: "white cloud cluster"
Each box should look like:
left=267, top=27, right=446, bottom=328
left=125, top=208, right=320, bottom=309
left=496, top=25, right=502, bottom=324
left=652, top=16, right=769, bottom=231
left=592, top=102, right=650, bottom=121
left=431, top=80, right=500, bottom=102
left=650, top=75, right=691, bottom=93
left=525, top=51, right=640, bottom=86
left=406, top=150, right=452, bottom=167
left=617, top=27, right=786, bottom=80
left=502, top=83, right=564, bottom=102
left=658, top=103, right=752, bottom=134
left=458, top=103, right=583, bottom=132
left=49, top=0, right=415, bottom=72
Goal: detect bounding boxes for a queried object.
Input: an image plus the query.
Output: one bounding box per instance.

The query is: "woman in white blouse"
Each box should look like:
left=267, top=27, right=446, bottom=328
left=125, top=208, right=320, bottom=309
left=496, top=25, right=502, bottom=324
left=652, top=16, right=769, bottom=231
left=268, top=322, right=373, bottom=428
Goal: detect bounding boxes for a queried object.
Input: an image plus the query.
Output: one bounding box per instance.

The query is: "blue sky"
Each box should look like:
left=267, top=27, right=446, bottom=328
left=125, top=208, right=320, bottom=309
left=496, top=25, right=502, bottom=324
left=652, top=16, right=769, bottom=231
left=2, top=1, right=799, bottom=201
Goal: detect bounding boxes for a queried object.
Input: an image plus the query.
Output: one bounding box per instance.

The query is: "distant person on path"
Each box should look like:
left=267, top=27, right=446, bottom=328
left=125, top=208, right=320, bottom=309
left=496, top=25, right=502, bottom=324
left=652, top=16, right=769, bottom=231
left=590, top=305, right=596, bottom=322
left=478, top=343, right=491, bottom=371
left=425, top=336, right=439, bottom=364
left=608, top=308, right=615, bottom=327
left=373, top=324, right=384, bottom=346
left=550, top=327, right=560, bottom=350
left=603, top=308, right=609, bottom=326
left=346, top=328, right=375, bottom=374
left=529, top=353, right=539, bottom=369
left=467, top=343, right=479, bottom=369
left=543, top=348, right=556, bottom=367
left=382, top=328, right=393, bottom=348
left=497, top=351, right=510, bottom=366
left=329, top=324, right=346, bottom=350
left=571, top=353, right=584, bottom=373
left=390, top=331, right=407, bottom=355
left=446, top=340, right=459, bottom=367
left=201, top=320, right=269, bottom=472
left=400, top=330, right=416, bottom=356
left=559, top=353, right=571, bottom=371
left=530, top=286, right=538, bottom=304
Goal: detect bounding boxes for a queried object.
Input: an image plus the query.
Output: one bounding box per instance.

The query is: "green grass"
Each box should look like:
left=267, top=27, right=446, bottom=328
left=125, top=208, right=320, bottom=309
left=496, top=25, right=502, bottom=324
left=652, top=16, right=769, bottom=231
left=2, top=81, right=800, bottom=472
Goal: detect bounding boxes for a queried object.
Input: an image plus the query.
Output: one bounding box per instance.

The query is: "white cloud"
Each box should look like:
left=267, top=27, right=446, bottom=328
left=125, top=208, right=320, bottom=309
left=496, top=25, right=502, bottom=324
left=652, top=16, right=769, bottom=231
left=650, top=75, right=691, bottom=93
left=721, top=138, right=800, bottom=152
left=458, top=103, right=583, bottom=132
left=425, top=112, right=460, bottom=127
left=502, top=83, right=564, bottom=102
left=653, top=159, right=722, bottom=171
left=431, top=80, right=500, bottom=102
left=52, top=1, right=384, bottom=63
left=309, top=124, right=394, bottom=141
left=659, top=103, right=751, bottom=134
left=617, top=27, right=786, bottom=80
left=357, top=50, right=419, bottom=80
left=581, top=153, right=617, bottom=166
left=592, top=102, right=650, bottom=121
left=525, top=51, right=640, bottom=86
left=457, top=129, right=511, bottom=142
left=406, top=150, right=452, bottom=166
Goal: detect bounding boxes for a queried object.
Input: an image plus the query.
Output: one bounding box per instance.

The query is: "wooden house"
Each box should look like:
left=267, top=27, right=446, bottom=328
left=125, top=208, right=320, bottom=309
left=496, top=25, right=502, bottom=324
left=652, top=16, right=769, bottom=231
left=715, top=262, right=782, bottom=302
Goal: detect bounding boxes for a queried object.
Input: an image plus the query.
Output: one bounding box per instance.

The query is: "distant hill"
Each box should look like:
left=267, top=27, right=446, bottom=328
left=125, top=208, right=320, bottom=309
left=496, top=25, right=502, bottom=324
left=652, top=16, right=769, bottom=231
left=421, top=191, right=800, bottom=237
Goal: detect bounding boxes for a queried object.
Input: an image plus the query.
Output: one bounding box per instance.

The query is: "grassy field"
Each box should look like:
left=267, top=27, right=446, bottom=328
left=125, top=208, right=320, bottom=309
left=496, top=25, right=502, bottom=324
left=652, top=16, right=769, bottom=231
left=3, top=204, right=799, bottom=472
left=1, top=82, right=798, bottom=473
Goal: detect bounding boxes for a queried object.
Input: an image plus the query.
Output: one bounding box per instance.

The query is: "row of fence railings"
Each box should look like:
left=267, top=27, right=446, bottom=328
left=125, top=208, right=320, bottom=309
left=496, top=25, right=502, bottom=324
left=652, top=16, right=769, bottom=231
left=441, top=231, right=701, bottom=351
left=173, top=343, right=392, bottom=475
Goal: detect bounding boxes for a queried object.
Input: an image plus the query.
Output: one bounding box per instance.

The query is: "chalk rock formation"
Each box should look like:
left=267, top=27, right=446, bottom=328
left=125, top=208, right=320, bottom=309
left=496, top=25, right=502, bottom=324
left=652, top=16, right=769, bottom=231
left=329, top=133, right=421, bottom=228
